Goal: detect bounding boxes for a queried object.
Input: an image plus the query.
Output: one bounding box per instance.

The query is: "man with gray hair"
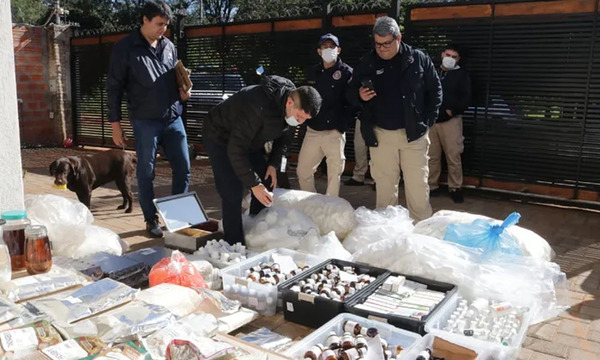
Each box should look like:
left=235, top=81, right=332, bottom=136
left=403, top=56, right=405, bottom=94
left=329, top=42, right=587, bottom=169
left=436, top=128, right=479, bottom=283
left=347, top=16, right=442, bottom=221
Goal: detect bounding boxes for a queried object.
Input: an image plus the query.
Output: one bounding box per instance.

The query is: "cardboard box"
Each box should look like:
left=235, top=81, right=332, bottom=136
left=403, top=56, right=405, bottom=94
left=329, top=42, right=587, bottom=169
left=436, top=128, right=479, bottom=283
left=433, top=336, right=478, bottom=360
left=154, top=192, right=223, bottom=253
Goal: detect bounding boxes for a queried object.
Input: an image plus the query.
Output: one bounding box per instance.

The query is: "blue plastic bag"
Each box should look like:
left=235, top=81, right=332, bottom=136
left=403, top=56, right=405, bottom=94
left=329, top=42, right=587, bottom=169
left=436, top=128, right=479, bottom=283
left=443, top=212, right=523, bottom=256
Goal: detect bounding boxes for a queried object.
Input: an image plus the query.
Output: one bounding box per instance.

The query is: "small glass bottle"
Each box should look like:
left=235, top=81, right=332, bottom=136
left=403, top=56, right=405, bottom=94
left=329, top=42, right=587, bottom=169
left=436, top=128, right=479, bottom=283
left=320, top=349, right=337, bottom=360
left=325, top=331, right=341, bottom=350
left=303, top=344, right=324, bottom=360
left=340, top=348, right=364, bottom=360
left=1, top=210, right=31, bottom=271
left=344, top=321, right=364, bottom=336
left=341, top=332, right=355, bottom=350
left=24, top=225, right=52, bottom=275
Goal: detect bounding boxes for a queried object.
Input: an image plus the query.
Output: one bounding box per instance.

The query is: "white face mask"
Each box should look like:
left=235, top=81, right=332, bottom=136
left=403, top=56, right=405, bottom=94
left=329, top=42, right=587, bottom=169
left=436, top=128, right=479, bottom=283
left=285, top=116, right=300, bottom=127
left=442, top=56, right=457, bottom=70
left=321, top=48, right=338, bottom=63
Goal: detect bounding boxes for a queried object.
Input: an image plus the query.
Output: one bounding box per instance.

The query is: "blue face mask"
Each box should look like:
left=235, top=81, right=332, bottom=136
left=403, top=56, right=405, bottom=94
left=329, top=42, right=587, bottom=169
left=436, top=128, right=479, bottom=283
left=285, top=116, right=300, bottom=126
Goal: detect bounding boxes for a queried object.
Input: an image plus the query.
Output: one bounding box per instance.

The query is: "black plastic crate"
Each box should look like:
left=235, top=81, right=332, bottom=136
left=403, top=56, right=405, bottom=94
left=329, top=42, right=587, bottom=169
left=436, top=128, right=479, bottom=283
left=79, top=252, right=147, bottom=288
left=346, top=272, right=458, bottom=335
left=280, top=259, right=389, bottom=328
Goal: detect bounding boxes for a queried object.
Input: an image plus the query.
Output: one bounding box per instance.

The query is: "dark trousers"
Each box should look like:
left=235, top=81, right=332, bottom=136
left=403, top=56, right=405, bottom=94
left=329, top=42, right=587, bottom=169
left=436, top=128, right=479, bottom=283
left=203, top=136, right=272, bottom=245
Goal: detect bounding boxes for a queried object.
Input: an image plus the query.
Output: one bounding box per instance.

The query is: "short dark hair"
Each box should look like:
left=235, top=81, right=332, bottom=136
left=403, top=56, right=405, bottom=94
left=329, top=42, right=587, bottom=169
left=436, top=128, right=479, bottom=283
left=291, top=86, right=322, bottom=118
left=445, top=43, right=463, bottom=57
left=141, top=1, right=172, bottom=24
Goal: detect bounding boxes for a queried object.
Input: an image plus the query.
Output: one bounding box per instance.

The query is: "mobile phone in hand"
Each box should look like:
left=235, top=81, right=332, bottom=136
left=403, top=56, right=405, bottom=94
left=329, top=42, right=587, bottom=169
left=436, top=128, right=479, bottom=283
left=361, top=79, right=375, bottom=90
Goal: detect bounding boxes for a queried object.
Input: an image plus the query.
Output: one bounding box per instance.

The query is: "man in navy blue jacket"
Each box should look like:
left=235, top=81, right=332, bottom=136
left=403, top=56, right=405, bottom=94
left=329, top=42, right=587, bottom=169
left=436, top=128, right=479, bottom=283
left=297, top=33, right=357, bottom=197
left=348, top=17, right=442, bottom=221
left=107, top=1, right=191, bottom=238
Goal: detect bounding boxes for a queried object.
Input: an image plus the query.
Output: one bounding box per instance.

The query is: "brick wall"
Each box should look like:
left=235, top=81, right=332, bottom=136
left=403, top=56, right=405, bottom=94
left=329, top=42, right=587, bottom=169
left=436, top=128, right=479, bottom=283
left=12, top=25, right=53, bottom=145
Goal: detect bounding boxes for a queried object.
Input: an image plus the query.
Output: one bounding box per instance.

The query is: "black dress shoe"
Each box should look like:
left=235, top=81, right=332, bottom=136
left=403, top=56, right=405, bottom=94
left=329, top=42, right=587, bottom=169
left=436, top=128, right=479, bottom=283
left=429, top=187, right=443, bottom=197
left=344, top=178, right=365, bottom=186
left=450, top=189, right=464, bottom=203
left=146, top=219, right=164, bottom=238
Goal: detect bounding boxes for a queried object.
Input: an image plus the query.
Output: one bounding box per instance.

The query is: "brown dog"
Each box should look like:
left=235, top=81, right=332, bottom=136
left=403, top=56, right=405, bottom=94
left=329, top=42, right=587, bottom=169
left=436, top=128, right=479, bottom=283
left=49, top=149, right=136, bottom=213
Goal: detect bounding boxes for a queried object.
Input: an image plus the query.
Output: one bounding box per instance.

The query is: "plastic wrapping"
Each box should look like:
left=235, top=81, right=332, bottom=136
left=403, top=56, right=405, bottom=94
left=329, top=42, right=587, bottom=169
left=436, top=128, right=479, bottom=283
left=444, top=212, right=522, bottom=256
left=413, top=210, right=554, bottom=261
left=343, top=206, right=414, bottom=254
left=87, top=302, right=176, bottom=343
left=0, top=266, right=88, bottom=302
left=142, top=314, right=219, bottom=360
left=90, top=340, right=151, bottom=360
left=149, top=251, right=208, bottom=289
left=26, top=278, right=137, bottom=325
left=165, top=338, right=234, bottom=360
left=188, top=260, right=221, bottom=290
left=239, top=327, right=291, bottom=351
left=243, top=207, right=319, bottom=252
left=351, top=233, right=569, bottom=325
left=272, top=189, right=356, bottom=240
left=0, top=295, right=30, bottom=323
left=136, top=283, right=203, bottom=317
left=297, top=230, right=351, bottom=261
left=24, top=195, right=125, bottom=258
left=194, top=288, right=241, bottom=315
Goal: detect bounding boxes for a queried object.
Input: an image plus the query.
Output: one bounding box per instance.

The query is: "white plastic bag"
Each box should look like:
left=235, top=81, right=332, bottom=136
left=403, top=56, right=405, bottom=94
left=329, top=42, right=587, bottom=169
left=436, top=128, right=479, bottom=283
left=413, top=210, right=554, bottom=261
left=352, top=233, right=568, bottom=325
left=24, top=194, right=125, bottom=258
left=243, top=207, right=319, bottom=252
left=136, top=283, right=204, bottom=317
left=298, top=230, right=352, bottom=261
left=343, top=206, right=414, bottom=254
left=272, top=189, right=356, bottom=240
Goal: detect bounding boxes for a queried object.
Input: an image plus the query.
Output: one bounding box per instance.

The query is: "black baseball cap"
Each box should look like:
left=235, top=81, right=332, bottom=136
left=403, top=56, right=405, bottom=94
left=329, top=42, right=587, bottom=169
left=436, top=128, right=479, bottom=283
left=318, top=33, right=340, bottom=47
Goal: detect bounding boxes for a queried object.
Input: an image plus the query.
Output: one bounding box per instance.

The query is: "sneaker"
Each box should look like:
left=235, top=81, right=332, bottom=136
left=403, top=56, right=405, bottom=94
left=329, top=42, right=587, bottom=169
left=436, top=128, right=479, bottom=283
left=450, top=189, right=464, bottom=203
left=429, top=187, right=443, bottom=197
left=146, top=219, right=164, bottom=238
left=344, top=178, right=365, bottom=186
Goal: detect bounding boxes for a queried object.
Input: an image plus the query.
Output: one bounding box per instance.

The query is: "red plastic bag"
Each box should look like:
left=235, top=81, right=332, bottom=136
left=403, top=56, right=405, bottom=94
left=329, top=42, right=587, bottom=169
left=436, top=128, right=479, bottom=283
left=149, top=251, right=208, bottom=288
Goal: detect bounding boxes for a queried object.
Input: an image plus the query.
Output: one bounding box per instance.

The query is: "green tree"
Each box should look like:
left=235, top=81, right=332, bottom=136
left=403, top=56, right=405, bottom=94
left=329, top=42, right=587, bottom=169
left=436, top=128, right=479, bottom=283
left=11, top=0, right=53, bottom=25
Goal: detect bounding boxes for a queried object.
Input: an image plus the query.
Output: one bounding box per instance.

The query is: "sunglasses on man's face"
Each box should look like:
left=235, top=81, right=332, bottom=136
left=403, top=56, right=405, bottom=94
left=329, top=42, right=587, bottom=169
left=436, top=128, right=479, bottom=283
left=375, top=39, right=396, bottom=49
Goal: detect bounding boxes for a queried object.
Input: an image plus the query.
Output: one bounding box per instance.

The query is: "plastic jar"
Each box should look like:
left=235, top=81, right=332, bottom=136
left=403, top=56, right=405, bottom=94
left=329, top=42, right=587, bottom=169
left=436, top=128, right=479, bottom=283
left=1, top=210, right=31, bottom=271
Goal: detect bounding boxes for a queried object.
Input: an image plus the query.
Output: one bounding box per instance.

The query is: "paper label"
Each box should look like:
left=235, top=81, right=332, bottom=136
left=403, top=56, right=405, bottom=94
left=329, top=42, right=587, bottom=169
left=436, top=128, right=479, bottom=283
left=138, top=248, right=157, bottom=255
left=286, top=302, right=294, bottom=312
left=271, top=254, right=297, bottom=275
left=339, top=271, right=359, bottom=283
left=64, top=296, right=82, bottom=304
left=235, top=278, right=248, bottom=287
left=280, top=156, right=287, bottom=172
left=248, top=297, right=258, bottom=308
left=298, top=292, right=315, bottom=304
left=1, top=327, right=38, bottom=352
left=42, top=339, right=89, bottom=360
left=368, top=315, right=388, bottom=324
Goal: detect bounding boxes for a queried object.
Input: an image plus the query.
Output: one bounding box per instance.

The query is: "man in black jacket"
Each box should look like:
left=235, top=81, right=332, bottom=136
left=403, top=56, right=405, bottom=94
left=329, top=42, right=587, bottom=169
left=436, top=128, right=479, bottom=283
left=428, top=44, right=472, bottom=203
left=348, top=16, right=442, bottom=221
left=107, top=1, right=191, bottom=238
left=203, top=76, right=321, bottom=245
left=297, top=33, right=356, bottom=197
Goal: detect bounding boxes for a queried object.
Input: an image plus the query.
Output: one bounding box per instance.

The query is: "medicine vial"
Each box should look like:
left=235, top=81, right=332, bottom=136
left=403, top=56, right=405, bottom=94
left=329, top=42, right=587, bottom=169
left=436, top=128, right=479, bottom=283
left=303, top=344, right=324, bottom=360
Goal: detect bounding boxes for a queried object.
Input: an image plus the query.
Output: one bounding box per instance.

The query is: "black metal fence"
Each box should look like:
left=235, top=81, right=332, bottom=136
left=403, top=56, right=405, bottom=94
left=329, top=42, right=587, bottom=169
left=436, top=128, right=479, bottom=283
left=70, top=0, right=600, bottom=199
left=405, top=0, right=600, bottom=196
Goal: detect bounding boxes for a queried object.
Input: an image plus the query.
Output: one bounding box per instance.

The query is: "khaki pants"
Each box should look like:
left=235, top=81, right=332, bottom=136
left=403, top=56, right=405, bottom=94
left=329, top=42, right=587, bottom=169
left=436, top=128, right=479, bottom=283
left=370, top=127, right=432, bottom=221
left=352, top=120, right=369, bottom=182
left=297, top=127, right=346, bottom=197
left=428, top=115, right=464, bottom=190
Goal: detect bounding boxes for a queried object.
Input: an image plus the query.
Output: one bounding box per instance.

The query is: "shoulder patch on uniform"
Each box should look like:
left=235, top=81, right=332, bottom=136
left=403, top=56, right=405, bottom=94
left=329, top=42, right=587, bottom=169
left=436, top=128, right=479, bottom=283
left=333, top=70, right=342, bottom=80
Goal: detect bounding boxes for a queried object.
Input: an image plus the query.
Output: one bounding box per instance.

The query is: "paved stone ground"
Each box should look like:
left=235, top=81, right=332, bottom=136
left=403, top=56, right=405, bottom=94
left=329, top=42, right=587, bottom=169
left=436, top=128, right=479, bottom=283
left=21, top=147, right=600, bottom=359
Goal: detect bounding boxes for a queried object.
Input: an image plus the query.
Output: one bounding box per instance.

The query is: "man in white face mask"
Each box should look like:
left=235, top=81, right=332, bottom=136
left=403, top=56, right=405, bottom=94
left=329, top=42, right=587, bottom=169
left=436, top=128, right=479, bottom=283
left=297, top=33, right=358, bottom=196
left=203, top=76, right=321, bottom=245
left=428, top=44, right=472, bottom=203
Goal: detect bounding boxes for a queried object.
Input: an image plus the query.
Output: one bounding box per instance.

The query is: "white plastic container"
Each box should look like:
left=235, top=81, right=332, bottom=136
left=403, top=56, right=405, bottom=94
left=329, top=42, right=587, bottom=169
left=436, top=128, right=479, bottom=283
left=424, top=295, right=532, bottom=360
left=220, top=248, right=325, bottom=315
left=283, top=313, right=421, bottom=359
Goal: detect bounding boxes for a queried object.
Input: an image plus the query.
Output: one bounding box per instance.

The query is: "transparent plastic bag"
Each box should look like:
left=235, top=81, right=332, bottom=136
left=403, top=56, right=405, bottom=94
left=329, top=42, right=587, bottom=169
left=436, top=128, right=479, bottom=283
left=0, top=266, right=88, bottom=302
left=149, top=251, right=208, bottom=289
left=24, top=194, right=125, bottom=258
left=343, top=206, right=414, bottom=254
left=272, top=189, right=356, bottom=240
left=414, top=210, right=554, bottom=261
left=352, top=233, right=569, bottom=325
left=444, top=212, right=522, bottom=256
left=136, top=283, right=203, bottom=317
left=239, top=327, right=291, bottom=350
left=298, top=230, right=351, bottom=261
left=243, top=207, right=318, bottom=252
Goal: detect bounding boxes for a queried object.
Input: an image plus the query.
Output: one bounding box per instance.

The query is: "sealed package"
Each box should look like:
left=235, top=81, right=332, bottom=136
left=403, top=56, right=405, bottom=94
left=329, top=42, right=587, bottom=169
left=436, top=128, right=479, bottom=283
left=0, top=267, right=88, bottom=302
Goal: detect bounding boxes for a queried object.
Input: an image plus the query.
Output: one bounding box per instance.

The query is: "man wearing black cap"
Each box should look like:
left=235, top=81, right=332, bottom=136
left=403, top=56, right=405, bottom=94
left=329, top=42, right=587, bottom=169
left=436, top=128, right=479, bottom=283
left=297, top=33, right=357, bottom=196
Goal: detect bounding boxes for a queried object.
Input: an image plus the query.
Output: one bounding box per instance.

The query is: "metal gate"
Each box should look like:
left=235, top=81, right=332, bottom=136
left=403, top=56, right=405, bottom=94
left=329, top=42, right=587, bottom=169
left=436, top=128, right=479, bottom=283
left=405, top=0, right=600, bottom=199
